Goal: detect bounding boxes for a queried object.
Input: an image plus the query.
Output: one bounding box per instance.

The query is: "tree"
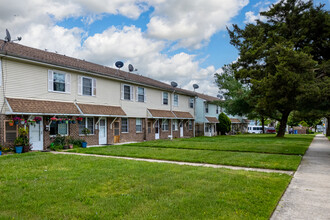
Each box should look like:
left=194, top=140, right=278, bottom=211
left=226, top=0, right=329, bottom=137
left=217, top=112, right=231, bottom=135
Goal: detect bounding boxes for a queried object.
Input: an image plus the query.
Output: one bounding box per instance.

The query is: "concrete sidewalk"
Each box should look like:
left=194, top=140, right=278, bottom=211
left=271, top=134, right=330, bottom=219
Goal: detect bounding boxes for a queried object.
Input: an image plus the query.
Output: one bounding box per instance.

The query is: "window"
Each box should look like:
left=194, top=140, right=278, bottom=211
left=188, top=121, right=193, bottom=130
left=205, top=124, right=209, bottom=132
left=162, top=92, right=168, bottom=105
left=189, top=98, right=194, bottom=108
left=136, top=118, right=142, bottom=133
left=121, top=84, right=133, bottom=101
left=78, top=76, right=96, bottom=96
left=216, top=106, right=219, bottom=114
left=205, top=103, right=209, bottom=113
left=79, top=117, right=94, bottom=134
left=173, top=94, right=178, bottom=107
left=137, top=87, right=146, bottom=102
left=4, top=121, right=17, bottom=142
left=162, top=119, right=169, bottom=131
left=148, top=122, right=152, bottom=133
left=50, top=123, right=68, bottom=136
left=121, top=118, right=129, bottom=133
left=172, top=120, right=178, bottom=131
left=48, top=70, right=71, bottom=93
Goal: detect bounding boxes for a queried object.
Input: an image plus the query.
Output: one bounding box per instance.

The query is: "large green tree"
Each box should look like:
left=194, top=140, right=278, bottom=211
left=226, top=0, right=329, bottom=137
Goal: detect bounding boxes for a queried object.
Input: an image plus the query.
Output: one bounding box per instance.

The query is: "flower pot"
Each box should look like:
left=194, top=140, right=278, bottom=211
left=9, top=122, right=14, bottom=126
left=81, top=142, right=87, bottom=148
left=0, top=151, right=2, bottom=156
left=14, top=121, right=19, bottom=125
left=15, top=146, right=23, bottom=154
left=23, top=145, right=30, bottom=153
left=21, top=121, right=25, bottom=125
left=78, top=121, right=82, bottom=124
left=72, top=121, right=76, bottom=124
left=69, top=144, right=73, bottom=149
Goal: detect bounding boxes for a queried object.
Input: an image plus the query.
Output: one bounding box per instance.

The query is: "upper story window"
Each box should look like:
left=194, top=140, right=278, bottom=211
left=121, top=84, right=133, bottom=101
left=137, top=87, right=146, bottom=102
left=205, top=103, right=209, bottom=113
left=189, top=98, right=194, bottom=108
left=78, top=76, right=96, bottom=96
left=79, top=117, right=94, bottom=135
left=162, top=92, right=168, bottom=105
left=216, top=106, right=219, bottom=114
left=48, top=70, right=71, bottom=93
left=173, top=94, right=178, bottom=107
left=121, top=118, right=129, bottom=133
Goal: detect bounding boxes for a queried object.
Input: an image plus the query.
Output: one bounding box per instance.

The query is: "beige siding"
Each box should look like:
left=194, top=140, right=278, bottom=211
left=3, top=59, right=120, bottom=106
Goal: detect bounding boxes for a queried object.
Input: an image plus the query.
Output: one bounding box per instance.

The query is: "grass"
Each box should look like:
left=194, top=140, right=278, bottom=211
left=69, top=145, right=302, bottom=170
left=0, top=153, right=291, bottom=219
left=124, top=134, right=314, bottom=155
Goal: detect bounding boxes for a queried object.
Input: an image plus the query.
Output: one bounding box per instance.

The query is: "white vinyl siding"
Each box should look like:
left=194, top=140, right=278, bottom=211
left=48, top=70, right=71, bottom=93
left=173, top=94, right=179, bottom=107
left=136, top=118, right=142, bottom=133
left=121, top=84, right=133, bottom=101
left=78, top=76, right=96, bottom=96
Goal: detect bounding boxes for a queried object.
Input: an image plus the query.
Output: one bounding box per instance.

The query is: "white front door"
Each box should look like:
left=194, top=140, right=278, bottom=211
left=29, top=118, right=43, bottom=150
left=155, top=120, right=159, bottom=139
left=180, top=122, right=184, bottom=137
left=99, top=118, right=107, bottom=145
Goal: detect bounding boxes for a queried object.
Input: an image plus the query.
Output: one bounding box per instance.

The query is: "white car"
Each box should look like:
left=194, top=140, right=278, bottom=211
left=248, top=126, right=265, bottom=134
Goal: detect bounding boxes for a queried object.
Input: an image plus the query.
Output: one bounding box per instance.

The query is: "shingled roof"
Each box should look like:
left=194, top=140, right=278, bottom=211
left=196, top=92, right=220, bottom=102
left=0, top=40, right=195, bottom=96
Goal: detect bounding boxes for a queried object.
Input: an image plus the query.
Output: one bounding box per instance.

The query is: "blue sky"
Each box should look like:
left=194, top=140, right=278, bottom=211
left=1, top=0, right=328, bottom=96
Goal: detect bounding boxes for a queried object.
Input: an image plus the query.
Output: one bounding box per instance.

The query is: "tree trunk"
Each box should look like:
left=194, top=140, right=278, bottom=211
left=326, top=116, right=330, bottom=137
left=261, top=117, right=265, bottom=134
left=276, top=112, right=290, bottom=137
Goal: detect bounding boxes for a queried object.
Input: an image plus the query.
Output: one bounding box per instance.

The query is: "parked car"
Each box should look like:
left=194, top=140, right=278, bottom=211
left=265, top=127, right=276, bottom=134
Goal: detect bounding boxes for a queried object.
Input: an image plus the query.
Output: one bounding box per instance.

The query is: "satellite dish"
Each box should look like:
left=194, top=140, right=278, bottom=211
left=5, top=29, right=11, bottom=42
left=217, top=94, right=223, bottom=99
left=171, top=81, right=178, bottom=88
left=115, top=61, right=124, bottom=69
left=193, top=84, right=199, bottom=90
left=128, top=64, right=134, bottom=72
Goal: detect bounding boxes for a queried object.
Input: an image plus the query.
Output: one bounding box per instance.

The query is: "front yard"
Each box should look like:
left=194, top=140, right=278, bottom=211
left=0, top=153, right=290, bottom=219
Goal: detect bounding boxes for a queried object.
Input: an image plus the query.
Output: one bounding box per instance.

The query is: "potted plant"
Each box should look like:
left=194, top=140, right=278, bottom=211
left=20, top=118, right=25, bottom=125
left=50, top=117, right=57, bottom=124
left=8, top=120, right=14, bottom=126
left=13, top=116, right=21, bottom=125
left=14, top=136, right=24, bottom=153
left=81, top=128, right=90, bottom=148
left=0, top=144, right=2, bottom=156
left=34, top=117, right=42, bottom=124
left=76, top=117, right=83, bottom=124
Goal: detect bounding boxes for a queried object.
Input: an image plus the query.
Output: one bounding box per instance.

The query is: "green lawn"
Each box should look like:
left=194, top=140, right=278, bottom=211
left=0, top=153, right=291, bottom=219
left=69, top=145, right=302, bottom=170
left=125, top=134, right=314, bottom=155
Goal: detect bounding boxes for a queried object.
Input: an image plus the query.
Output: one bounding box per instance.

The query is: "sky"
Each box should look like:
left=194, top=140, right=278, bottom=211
left=0, top=0, right=328, bottom=96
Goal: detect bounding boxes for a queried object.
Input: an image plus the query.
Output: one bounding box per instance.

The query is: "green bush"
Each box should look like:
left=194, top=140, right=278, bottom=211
left=50, top=144, right=63, bottom=151
left=217, top=112, right=231, bottom=135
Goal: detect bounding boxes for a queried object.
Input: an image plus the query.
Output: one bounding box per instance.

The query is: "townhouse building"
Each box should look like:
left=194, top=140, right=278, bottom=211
left=195, top=93, right=221, bottom=136
left=0, top=40, right=195, bottom=150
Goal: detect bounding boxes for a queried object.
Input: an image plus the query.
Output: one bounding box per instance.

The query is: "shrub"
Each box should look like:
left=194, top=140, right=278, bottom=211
left=217, top=112, right=231, bottom=135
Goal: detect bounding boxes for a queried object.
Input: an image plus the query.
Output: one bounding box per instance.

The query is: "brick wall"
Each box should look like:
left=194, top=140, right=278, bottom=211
left=119, top=118, right=145, bottom=143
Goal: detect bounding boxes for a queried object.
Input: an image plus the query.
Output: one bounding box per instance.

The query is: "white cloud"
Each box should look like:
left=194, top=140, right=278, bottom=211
left=147, top=0, right=249, bottom=49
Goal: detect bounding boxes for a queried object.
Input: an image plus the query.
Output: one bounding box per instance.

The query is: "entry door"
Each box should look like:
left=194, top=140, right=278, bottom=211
left=99, top=118, right=107, bottom=145
left=29, top=118, right=43, bottom=150
left=180, top=122, right=184, bottom=137
left=114, top=122, right=120, bottom=143
left=155, top=120, right=159, bottom=139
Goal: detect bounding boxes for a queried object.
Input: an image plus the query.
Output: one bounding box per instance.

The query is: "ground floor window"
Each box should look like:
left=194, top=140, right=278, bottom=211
left=4, top=121, right=17, bottom=142
left=136, top=118, right=142, bottom=133
left=188, top=120, right=193, bottom=130
left=172, top=120, right=178, bottom=131
left=162, top=119, right=169, bottom=131
left=148, top=122, right=152, bottom=133
left=50, top=123, right=68, bottom=136
left=121, top=118, right=129, bottom=133
left=79, top=117, right=94, bottom=135
left=205, top=124, right=209, bottom=132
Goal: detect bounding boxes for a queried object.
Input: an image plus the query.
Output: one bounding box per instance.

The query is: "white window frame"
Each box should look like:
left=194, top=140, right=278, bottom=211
left=121, top=84, right=133, bottom=101
left=136, top=118, right=142, bottom=133
left=50, top=123, right=69, bottom=137
left=172, top=120, right=178, bottom=131
left=162, top=119, right=169, bottom=131
left=79, top=117, right=95, bottom=135
left=78, top=76, right=96, bottom=96
left=162, top=92, right=168, bottom=105
left=136, top=87, right=146, bottom=102
left=205, top=103, right=209, bottom=113
left=173, top=94, right=179, bottom=107
left=189, top=98, right=194, bottom=108
left=48, top=70, right=71, bottom=93
left=188, top=120, right=193, bottom=130
left=121, top=118, right=129, bottom=133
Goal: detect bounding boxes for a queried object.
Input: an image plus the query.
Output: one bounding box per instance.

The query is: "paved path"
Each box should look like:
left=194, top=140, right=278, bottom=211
left=271, top=134, right=330, bottom=220
left=51, top=151, right=293, bottom=175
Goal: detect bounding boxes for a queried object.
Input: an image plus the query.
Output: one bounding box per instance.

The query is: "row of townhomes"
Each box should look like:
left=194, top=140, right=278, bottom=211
left=1, top=40, right=221, bottom=150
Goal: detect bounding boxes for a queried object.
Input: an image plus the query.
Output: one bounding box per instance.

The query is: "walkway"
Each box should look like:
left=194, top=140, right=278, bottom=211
left=51, top=151, right=293, bottom=175
left=271, top=134, right=330, bottom=219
